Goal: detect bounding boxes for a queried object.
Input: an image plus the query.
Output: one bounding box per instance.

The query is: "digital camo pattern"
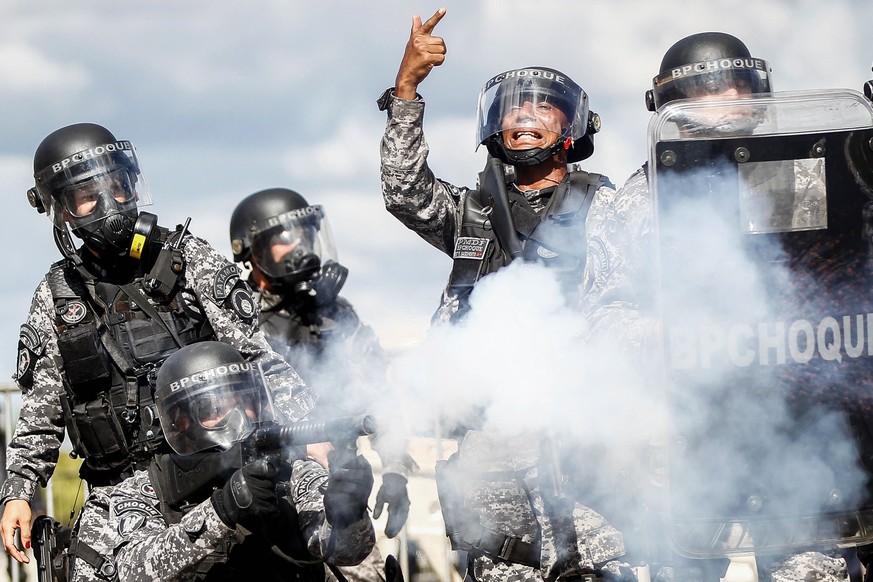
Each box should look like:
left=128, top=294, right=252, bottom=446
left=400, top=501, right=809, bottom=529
left=580, top=166, right=659, bottom=359
left=379, top=95, right=469, bottom=257
left=97, top=461, right=374, bottom=582
left=380, top=92, right=616, bottom=324
left=457, top=432, right=629, bottom=582
left=768, top=551, right=848, bottom=582
left=1, top=232, right=314, bottom=505
left=69, top=485, right=114, bottom=582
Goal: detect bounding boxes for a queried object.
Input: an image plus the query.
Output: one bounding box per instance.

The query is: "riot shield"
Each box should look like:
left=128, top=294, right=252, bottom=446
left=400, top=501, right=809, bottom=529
left=650, top=89, right=873, bottom=559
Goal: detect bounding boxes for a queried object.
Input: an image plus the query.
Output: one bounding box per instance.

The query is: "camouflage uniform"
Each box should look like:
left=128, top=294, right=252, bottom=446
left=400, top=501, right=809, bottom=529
left=94, top=460, right=374, bottom=581
left=2, top=233, right=314, bottom=581
left=581, top=166, right=849, bottom=582
left=255, top=287, right=413, bottom=582
left=380, top=93, right=629, bottom=581
left=379, top=93, right=615, bottom=323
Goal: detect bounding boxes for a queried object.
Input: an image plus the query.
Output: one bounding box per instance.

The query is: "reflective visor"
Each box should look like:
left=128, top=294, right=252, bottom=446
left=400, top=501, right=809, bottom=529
left=652, top=58, right=772, bottom=111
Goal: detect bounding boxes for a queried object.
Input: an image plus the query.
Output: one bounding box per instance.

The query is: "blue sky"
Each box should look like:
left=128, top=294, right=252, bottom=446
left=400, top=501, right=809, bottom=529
left=0, top=0, right=870, bottom=383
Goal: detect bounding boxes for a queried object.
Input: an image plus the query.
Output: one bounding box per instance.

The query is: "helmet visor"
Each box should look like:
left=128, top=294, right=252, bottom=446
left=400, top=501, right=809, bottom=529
left=652, top=58, right=772, bottom=111
left=156, top=363, right=276, bottom=455
left=477, top=68, right=589, bottom=151
left=249, top=204, right=338, bottom=283
left=32, top=140, right=152, bottom=228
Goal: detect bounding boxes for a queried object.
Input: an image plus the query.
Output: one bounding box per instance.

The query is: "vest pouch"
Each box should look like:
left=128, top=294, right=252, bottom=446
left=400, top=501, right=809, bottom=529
left=60, top=390, right=129, bottom=466
left=117, top=310, right=180, bottom=364
left=56, top=324, right=111, bottom=398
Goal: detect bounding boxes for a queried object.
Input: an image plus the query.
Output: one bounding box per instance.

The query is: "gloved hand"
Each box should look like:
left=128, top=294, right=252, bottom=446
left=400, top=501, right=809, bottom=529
left=372, top=472, right=410, bottom=538
left=211, top=460, right=279, bottom=531
left=323, top=450, right=374, bottom=530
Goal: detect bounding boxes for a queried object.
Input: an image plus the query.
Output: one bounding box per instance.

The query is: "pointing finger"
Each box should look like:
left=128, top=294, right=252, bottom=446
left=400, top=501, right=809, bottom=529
left=417, top=7, right=446, bottom=36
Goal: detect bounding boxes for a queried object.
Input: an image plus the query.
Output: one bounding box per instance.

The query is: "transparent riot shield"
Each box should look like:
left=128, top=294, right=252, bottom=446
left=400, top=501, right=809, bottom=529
left=650, top=89, right=873, bottom=559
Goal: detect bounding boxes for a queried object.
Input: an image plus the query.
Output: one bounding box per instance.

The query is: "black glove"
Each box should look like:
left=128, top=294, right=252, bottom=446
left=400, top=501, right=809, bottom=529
left=323, top=450, right=374, bottom=530
left=372, top=472, right=410, bottom=538
left=211, top=460, right=280, bottom=530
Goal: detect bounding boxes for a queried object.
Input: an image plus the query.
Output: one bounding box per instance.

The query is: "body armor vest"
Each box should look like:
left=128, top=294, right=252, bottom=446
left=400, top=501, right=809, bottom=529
left=446, top=170, right=607, bottom=320
left=259, top=296, right=359, bottom=357
left=48, top=248, right=213, bottom=486
left=147, top=456, right=324, bottom=582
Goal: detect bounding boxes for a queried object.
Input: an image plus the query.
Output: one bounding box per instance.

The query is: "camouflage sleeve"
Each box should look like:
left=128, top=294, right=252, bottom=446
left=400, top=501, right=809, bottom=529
left=0, top=278, right=66, bottom=504
left=105, top=471, right=237, bottom=582
left=580, top=167, right=660, bottom=359
left=379, top=92, right=468, bottom=255
left=289, top=459, right=375, bottom=567
left=180, top=235, right=314, bottom=422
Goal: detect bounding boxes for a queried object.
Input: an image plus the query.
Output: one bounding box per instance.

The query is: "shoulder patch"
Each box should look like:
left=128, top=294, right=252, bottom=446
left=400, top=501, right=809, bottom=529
left=18, top=324, right=44, bottom=354
left=229, top=286, right=256, bottom=321
left=117, top=512, right=147, bottom=536
left=59, top=300, right=88, bottom=325
left=453, top=237, right=489, bottom=260
left=140, top=482, right=157, bottom=500
left=296, top=470, right=329, bottom=499
left=213, top=264, right=241, bottom=302
left=115, top=498, right=161, bottom=518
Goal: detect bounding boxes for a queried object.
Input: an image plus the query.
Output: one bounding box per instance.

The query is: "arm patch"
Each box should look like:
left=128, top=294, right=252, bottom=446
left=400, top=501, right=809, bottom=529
left=14, top=324, right=45, bottom=388
left=213, top=264, right=241, bottom=302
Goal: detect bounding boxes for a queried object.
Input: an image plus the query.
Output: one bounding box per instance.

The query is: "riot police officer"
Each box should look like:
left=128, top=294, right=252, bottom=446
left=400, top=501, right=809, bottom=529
left=582, top=33, right=863, bottom=582
left=378, top=8, right=613, bottom=324
left=0, top=123, right=314, bottom=580
left=98, top=341, right=376, bottom=581
left=230, top=188, right=416, bottom=581
left=378, top=9, right=631, bottom=582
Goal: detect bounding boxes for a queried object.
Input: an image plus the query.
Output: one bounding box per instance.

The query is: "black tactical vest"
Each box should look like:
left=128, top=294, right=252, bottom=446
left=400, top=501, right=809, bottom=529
left=48, top=256, right=214, bottom=486
left=445, top=170, right=608, bottom=321
left=147, top=455, right=324, bottom=582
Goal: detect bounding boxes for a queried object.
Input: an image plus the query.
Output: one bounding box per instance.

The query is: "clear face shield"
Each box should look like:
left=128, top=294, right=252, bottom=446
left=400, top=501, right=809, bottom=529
left=248, top=205, right=339, bottom=284
left=157, top=363, right=276, bottom=456
left=476, top=68, right=589, bottom=153
left=30, top=141, right=153, bottom=229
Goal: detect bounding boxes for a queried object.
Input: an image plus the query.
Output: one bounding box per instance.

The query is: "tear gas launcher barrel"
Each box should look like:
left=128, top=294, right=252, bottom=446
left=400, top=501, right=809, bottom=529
left=154, top=414, right=377, bottom=510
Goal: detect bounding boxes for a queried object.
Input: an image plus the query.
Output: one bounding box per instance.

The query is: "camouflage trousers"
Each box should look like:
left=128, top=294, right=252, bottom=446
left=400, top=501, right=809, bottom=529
left=332, top=543, right=387, bottom=582
left=768, top=551, right=848, bottom=582
left=69, top=485, right=115, bottom=582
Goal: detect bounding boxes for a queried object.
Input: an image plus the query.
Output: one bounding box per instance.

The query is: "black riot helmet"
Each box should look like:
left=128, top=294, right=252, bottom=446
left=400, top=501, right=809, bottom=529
left=154, top=341, right=277, bottom=456
left=477, top=67, right=601, bottom=166
left=646, top=32, right=773, bottom=112
left=230, top=188, right=347, bottom=302
left=27, top=123, right=155, bottom=262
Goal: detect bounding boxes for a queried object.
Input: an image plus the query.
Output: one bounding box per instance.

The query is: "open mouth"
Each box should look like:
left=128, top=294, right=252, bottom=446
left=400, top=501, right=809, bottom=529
left=512, top=129, right=544, bottom=141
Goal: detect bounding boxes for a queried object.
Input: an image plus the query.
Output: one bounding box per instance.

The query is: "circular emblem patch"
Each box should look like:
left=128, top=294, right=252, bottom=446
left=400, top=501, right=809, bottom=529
left=230, top=287, right=256, bottom=320
left=60, top=300, right=87, bottom=325
left=117, top=513, right=147, bottom=536
left=141, top=483, right=157, bottom=499
left=17, top=348, right=30, bottom=377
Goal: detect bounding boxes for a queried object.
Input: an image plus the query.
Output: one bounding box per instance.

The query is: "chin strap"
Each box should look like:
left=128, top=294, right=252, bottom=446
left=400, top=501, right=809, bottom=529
left=487, top=134, right=568, bottom=167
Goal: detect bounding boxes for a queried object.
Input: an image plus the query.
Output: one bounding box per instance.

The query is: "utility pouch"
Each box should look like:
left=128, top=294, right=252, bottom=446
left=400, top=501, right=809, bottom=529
left=60, top=390, right=129, bottom=463
left=56, top=324, right=111, bottom=398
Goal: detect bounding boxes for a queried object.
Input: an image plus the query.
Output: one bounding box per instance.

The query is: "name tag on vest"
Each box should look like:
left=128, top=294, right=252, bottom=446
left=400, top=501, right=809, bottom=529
left=453, top=237, right=489, bottom=260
